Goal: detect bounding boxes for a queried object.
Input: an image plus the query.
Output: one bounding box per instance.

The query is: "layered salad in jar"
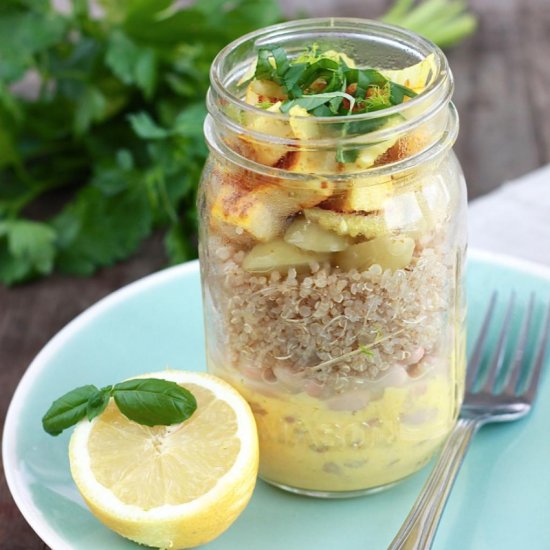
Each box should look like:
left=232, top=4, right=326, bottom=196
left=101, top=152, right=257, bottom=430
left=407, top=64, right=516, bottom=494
left=200, top=43, right=466, bottom=494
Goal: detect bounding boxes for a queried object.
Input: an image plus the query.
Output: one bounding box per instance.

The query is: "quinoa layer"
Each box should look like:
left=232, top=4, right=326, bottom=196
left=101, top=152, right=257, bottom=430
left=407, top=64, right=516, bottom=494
left=203, top=235, right=452, bottom=393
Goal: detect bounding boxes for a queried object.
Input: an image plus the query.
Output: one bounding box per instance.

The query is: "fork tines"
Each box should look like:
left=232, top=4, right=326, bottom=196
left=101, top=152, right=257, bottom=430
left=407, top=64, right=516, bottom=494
left=466, top=292, right=550, bottom=400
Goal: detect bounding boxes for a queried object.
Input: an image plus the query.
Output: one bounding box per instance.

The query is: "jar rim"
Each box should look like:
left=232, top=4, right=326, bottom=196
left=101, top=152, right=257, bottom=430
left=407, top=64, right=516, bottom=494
left=209, top=17, right=452, bottom=125
left=204, top=102, right=460, bottom=183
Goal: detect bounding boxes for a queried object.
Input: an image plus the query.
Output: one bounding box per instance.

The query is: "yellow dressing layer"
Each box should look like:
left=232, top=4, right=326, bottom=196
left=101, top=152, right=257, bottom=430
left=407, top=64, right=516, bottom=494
left=210, top=361, right=458, bottom=492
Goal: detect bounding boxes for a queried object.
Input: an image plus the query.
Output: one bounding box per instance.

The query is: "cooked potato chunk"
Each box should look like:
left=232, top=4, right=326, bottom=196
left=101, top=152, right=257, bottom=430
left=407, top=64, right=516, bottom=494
left=284, top=217, right=349, bottom=252
left=379, top=53, right=437, bottom=94
left=304, top=207, right=387, bottom=239
left=330, top=178, right=393, bottom=213
left=288, top=105, right=320, bottom=140
left=242, top=101, right=291, bottom=166
left=245, top=80, right=286, bottom=105
left=242, top=240, right=329, bottom=273
left=335, top=235, right=415, bottom=271
left=211, top=175, right=332, bottom=242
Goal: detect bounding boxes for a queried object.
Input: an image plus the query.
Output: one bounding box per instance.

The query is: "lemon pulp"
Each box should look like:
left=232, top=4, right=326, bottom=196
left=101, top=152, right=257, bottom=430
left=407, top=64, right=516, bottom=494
left=88, top=384, right=241, bottom=508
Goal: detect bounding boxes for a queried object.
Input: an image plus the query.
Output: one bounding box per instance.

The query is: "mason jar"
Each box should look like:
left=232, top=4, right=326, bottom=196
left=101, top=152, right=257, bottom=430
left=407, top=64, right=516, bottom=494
left=198, top=18, right=467, bottom=497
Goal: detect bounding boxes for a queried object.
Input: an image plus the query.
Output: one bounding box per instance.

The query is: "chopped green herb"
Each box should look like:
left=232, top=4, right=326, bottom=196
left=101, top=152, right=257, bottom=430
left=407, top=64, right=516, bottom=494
left=359, top=345, right=375, bottom=359
left=252, top=45, right=416, bottom=119
left=257, top=101, right=275, bottom=110
left=389, top=82, right=417, bottom=104
left=250, top=46, right=416, bottom=164
left=309, top=329, right=405, bottom=372
left=336, top=147, right=361, bottom=164
left=280, top=92, right=355, bottom=115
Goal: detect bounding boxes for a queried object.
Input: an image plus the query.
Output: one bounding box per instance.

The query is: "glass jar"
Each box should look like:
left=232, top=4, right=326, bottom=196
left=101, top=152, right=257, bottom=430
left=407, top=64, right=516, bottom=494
left=198, top=18, right=467, bottom=497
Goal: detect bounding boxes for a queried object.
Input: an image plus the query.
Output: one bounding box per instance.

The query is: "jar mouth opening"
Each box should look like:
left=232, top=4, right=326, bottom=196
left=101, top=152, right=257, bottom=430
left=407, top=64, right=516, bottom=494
left=207, top=84, right=452, bottom=149
left=209, top=17, right=451, bottom=126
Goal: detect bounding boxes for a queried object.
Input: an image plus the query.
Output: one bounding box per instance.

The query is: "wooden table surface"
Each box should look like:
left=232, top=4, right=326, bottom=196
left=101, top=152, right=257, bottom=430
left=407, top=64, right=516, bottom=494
left=1, top=0, right=549, bottom=548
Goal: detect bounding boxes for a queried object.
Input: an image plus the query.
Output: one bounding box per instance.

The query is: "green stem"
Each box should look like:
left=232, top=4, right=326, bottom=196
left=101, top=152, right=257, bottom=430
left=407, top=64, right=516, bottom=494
left=405, top=1, right=466, bottom=34
left=158, top=177, right=178, bottom=224
left=381, top=0, right=416, bottom=24
left=36, top=51, right=51, bottom=101
left=397, top=0, right=449, bottom=29
left=427, top=14, right=477, bottom=47
left=309, top=329, right=405, bottom=372
left=5, top=189, right=42, bottom=217
left=5, top=158, right=89, bottom=217
left=380, top=0, right=477, bottom=48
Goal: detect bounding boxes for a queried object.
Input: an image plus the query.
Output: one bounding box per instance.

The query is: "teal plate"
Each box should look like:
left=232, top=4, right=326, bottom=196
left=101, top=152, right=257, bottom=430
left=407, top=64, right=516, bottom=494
left=3, top=249, right=550, bottom=550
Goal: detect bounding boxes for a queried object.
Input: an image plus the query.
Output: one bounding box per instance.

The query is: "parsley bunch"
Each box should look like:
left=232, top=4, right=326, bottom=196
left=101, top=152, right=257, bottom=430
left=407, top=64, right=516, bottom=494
left=0, top=0, right=281, bottom=285
left=0, top=0, right=476, bottom=286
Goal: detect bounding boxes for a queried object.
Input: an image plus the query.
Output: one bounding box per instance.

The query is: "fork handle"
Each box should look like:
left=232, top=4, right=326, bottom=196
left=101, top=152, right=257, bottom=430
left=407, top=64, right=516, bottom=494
left=388, top=418, right=480, bottom=550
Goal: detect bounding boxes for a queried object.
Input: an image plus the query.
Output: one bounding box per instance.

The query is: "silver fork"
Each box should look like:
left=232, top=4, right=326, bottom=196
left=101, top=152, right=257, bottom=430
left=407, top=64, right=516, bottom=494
left=389, top=292, right=550, bottom=550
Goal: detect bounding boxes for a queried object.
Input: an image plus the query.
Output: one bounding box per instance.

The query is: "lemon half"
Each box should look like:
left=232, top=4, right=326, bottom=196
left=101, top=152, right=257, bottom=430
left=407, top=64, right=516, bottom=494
left=69, top=370, right=259, bottom=549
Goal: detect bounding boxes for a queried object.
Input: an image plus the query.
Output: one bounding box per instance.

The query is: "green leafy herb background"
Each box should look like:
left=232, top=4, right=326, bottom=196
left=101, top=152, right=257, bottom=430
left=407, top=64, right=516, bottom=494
left=0, top=0, right=476, bottom=286
left=0, top=0, right=281, bottom=285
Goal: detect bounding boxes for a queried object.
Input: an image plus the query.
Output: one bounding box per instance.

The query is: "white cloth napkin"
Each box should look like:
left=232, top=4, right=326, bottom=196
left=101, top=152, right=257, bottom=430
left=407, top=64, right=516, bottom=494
left=468, top=164, right=550, bottom=268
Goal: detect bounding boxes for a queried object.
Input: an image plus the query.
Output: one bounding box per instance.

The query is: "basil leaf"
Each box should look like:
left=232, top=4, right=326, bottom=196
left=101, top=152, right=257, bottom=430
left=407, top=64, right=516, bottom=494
left=280, top=96, right=329, bottom=113
left=42, top=385, right=98, bottom=436
left=254, top=46, right=290, bottom=85
left=323, top=70, right=344, bottom=94
left=281, top=92, right=355, bottom=114
left=362, top=68, right=388, bottom=86
left=299, top=58, right=340, bottom=89
left=282, top=63, right=306, bottom=97
left=345, top=116, right=393, bottom=135
left=113, top=378, right=197, bottom=427
left=86, top=386, right=112, bottom=421
left=271, top=46, right=290, bottom=77
left=336, top=147, right=360, bottom=163
left=389, top=82, right=417, bottom=104
left=328, top=96, right=343, bottom=114
left=311, top=104, right=333, bottom=117
left=355, top=70, right=371, bottom=98
left=255, top=48, right=276, bottom=81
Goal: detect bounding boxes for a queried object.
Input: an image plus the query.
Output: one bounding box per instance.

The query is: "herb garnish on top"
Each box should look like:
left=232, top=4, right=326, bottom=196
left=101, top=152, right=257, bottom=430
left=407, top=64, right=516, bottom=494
left=248, top=45, right=417, bottom=117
